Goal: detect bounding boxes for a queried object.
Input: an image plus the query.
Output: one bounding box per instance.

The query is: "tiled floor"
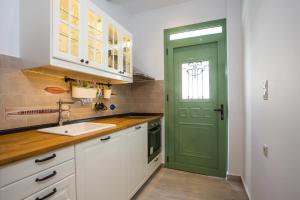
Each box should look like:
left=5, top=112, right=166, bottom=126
left=134, top=168, right=248, bottom=200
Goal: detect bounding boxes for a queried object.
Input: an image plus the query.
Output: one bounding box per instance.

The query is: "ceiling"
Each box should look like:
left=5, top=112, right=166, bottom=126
left=107, top=0, right=192, bottom=14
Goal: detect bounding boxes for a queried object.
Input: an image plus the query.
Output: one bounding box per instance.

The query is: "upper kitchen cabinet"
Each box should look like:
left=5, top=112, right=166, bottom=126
left=85, top=1, right=107, bottom=69
left=107, top=20, right=133, bottom=79
left=107, top=23, right=120, bottom=73
left=121, top=32, right=133, bottom=78
left=52, top=0, right=84, bottom=65
left=20, top=0, right=133, bottom=83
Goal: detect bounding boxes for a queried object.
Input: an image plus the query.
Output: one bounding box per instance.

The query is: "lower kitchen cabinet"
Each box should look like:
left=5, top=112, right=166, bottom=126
left=75, top=131, right=127, bottom=200
left=125, top=124, right=148, bottom=199
left=75, top=123, right=149, bottom=200
left=0, top=122, right=161, bottom=200
left=24, top=175, right=76, bottom=200
left=0, top=146, right=75, bottom=200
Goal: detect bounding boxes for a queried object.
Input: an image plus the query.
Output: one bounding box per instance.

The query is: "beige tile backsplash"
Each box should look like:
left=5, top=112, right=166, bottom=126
left=131, top=81, right=164, bottom=113
left=0, top=54, right=164, bottom=130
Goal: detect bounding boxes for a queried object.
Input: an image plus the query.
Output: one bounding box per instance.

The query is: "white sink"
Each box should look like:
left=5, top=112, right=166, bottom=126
left=38, top=122, right=116, bottom=136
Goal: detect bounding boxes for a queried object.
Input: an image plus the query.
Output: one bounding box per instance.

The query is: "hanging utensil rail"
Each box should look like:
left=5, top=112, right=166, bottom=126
left=64, top=76, right=112, bottom=88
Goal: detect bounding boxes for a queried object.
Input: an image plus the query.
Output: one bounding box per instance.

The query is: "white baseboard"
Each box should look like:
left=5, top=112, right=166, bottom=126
left=241, top=176, right=251, bottom=200
left=227, top=174, right=250, bottom=200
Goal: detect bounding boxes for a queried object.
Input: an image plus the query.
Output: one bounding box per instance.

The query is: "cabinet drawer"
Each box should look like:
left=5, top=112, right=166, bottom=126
left=24, top=175, right=76, bottom=200
left=0, top=146, right=74, bottom=187
left=147, top=154, right=161, bottom=178
left=75, top=130, right=124, bottom=149
left=126, top=123, right=147, bottom=133
left=0, top=159, right=75, bottom=200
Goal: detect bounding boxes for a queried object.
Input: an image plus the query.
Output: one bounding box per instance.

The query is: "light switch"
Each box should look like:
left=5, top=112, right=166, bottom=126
left=263, top=80, right=269, bottom=100
left=263, top=144, right=269, bottom=158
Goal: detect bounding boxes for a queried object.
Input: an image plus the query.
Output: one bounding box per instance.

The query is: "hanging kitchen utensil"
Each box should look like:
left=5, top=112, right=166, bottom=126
left=110, top=104, right=116, bottom=110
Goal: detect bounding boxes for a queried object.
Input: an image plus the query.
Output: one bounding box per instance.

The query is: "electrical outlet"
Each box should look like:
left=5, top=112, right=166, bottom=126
left=263, top=144, right=269, bottom=158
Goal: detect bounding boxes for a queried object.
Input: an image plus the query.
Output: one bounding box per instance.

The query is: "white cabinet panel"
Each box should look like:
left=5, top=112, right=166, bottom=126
left=0, top=146, right=74, bottom=188
left=126, top=124, right=148, bottom=199
left=0, top=160, right=75, bottom=200
left=147, top=154, right=162, bottom=179
left=24, top=175, right=76, bottom=200
left=75, top=124, right=149, bottom=200
left=75, top=131, right=127, bottom=200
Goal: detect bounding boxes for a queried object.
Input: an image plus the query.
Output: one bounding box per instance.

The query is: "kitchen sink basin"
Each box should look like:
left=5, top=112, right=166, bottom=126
left=38, top=122, right=116, bottom=136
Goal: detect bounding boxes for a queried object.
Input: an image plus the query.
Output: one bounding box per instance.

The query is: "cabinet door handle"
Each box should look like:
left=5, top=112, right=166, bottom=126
left=100, top=136, right=111, bottom=141
left=85, top=60, right=89, bottom=64
left=80, top=59, right=84, bottom=63
left=35, top=154, right=56, bottom=164
left=35, top=171, right=57, bottom=182
left=35, top=188, right=57, bottom=200
left=135, top=126, right=141, bottom=130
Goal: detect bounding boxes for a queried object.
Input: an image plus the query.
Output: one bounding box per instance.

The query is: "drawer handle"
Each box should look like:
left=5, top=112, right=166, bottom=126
left=135, top=126, right=142, bottom=130
left=100, top=136, right=111, bottom=141
left=35, top=171, right=57, bottom=182
left=35, top=188, right=57, bottom=200
left=35, top=153, right=56, bottom=163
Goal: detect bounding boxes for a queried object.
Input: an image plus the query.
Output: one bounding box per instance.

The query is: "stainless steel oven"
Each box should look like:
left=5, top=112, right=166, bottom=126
left=148, top=119, right=161, bottom=163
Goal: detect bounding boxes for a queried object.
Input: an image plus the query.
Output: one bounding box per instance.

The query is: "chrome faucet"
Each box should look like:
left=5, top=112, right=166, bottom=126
left=57, top=98, right=74, bottom=126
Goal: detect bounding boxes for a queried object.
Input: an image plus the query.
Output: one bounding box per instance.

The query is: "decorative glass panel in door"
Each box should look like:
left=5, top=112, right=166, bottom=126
left=108, top=24, right=119, bottom=70
left=53, top=0, right=82, bottom=64
left=87, top=7, right=103, bottom=67
left=122, top=35, right=132, bottom=75
left=181, top=61, right=210, bottom=100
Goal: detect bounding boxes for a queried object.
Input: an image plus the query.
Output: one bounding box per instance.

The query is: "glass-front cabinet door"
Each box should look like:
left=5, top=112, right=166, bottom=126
left=122, top=34, right=132, bottom=77
left=86, top=2, right=106, bottom=68
left=52, top=0, right=83, bottom=64
left=108, top=24, right=120, bottom=73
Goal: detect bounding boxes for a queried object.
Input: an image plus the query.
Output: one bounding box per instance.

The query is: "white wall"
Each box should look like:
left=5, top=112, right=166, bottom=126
left=0, top=0, right=19, bottom=57
left=226, top=0, right=245, bottom=177
left=130, top=0, right=227, bottom=80
left=242, top=0, right=252, bottom=196
left=131, top=0, right=245, bottom=176
left=242, top=0, right=300, bottom=199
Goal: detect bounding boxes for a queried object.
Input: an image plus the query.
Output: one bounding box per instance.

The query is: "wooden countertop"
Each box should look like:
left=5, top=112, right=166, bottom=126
left=0, top=115, right=162, bottom=166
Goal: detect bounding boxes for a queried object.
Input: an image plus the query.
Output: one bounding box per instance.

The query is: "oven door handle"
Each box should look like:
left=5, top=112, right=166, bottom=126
left=149, top=127, right=161, bottom=134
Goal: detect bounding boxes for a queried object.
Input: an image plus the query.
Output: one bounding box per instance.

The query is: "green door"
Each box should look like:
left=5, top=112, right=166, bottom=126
left=165, top=20, right=227, bottom=177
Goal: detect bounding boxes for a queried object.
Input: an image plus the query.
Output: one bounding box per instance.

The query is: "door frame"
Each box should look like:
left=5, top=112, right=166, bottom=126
left=164, top=19, right=228, bottom=177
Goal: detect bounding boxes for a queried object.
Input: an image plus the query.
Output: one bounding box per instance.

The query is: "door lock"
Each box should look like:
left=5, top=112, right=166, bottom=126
left=213, top=104, right=224, bottom=120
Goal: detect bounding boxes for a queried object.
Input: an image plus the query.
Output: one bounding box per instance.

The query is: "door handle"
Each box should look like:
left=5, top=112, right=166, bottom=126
left=213, top=104, right=224, bottom=120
